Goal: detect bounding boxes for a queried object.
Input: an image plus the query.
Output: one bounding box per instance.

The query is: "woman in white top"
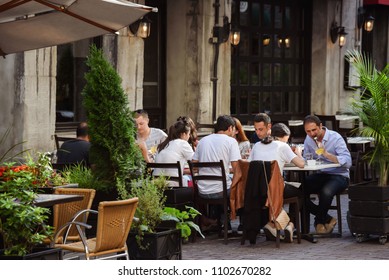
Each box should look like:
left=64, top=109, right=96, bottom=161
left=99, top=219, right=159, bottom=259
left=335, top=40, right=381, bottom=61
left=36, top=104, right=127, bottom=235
left=248, top=123, right=305, bottom=242
left=153, top=119, right=194, bottom=186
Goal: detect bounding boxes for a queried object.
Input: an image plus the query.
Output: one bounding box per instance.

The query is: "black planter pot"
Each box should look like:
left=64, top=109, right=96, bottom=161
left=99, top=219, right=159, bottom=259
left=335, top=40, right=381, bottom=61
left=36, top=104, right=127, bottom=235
left=164, top=187, right=194, bottom=210
left=127, top=228, right=182, bottom=260
left=0, top=247, right=62, bottom=260
left=348, top=184, right=389, bottom=244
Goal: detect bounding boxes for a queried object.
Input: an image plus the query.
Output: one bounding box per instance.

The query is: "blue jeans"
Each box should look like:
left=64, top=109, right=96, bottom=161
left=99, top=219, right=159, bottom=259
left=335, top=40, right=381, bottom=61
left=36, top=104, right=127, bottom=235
left=304, top=173, right=349, bottom=225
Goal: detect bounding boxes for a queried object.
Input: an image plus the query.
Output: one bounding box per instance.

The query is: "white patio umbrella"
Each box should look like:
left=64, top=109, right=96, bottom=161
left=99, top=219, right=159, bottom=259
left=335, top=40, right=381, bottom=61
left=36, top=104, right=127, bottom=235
left=0, top=0, right=157, bottom=56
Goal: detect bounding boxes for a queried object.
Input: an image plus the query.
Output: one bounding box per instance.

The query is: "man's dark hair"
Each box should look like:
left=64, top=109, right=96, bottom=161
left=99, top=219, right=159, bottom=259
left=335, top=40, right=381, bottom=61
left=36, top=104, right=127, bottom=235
left=76, top=122, right=89, bottom=137
left=253, top=113, right=271, bottom=125
left=304, top=115, right=321, bottom=126
left=215, top=115, right=235, bottom=132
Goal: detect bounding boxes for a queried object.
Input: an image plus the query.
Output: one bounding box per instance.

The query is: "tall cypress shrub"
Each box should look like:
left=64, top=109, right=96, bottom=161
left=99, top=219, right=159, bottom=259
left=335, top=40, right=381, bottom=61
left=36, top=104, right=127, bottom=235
left=82, top=45, right=144, bottom=194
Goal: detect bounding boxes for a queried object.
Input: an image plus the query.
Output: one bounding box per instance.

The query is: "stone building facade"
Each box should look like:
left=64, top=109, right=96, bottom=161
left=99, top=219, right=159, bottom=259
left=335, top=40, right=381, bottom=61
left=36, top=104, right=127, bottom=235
left=0, top=0, right=388, bottom=156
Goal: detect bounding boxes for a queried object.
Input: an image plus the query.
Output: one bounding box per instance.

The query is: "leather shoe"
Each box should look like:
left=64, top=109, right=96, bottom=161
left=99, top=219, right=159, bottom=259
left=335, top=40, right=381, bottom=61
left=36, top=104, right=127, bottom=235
left=315, top=223, right=326, bottom=234
left=284, top=222, right=294, bottom=243
left=263, top=223, right=284, bottom=241
left=325, top=217, right=337, bottom=234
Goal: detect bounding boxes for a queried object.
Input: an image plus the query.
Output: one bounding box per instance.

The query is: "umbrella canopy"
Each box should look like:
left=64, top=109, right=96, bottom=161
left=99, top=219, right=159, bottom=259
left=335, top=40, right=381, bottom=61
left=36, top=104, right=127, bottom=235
left=0, top=0, right=157, bottom=56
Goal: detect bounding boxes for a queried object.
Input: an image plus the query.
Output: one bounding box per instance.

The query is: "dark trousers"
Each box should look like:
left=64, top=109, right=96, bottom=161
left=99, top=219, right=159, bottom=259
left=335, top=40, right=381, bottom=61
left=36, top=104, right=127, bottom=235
left=284, top=183, right=303, bottom=225
left=304, top=173, right=349, bottom=225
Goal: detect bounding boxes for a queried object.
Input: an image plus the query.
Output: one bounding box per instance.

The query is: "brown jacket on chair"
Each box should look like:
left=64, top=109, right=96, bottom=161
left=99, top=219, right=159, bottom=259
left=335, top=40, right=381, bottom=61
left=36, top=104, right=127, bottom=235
left=230, top=160, right=284, bottom=221
left=230, top=160, right=250, bottom=219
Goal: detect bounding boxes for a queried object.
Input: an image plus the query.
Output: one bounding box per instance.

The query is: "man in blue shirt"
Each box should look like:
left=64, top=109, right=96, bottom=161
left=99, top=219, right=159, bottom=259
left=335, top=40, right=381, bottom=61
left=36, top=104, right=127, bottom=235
left=303, top=115, right=351, bottom=234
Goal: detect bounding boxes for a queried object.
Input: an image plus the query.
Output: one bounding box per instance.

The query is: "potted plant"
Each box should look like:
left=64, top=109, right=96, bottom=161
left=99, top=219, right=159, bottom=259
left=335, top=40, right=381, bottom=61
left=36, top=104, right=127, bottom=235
left=0, top=163, right=61, bottom=259
left=346, top=50, right=389, bottom=244
left=119, top=176, right=181, bottom=259
left=161, top=206, right=204, bottom=242
left=119, top=175, right=203, bottom=259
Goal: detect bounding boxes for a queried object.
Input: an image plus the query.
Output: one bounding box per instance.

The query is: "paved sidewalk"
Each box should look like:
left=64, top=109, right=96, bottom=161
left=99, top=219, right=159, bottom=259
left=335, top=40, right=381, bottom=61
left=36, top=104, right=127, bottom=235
left=182, top=194, right=389, bottom=260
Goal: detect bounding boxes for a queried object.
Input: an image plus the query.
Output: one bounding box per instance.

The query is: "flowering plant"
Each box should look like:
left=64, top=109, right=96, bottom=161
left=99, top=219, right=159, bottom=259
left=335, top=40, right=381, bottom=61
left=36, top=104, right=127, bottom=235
left=0, top=153, right=58, bottom=256
left=0, top=152, right=67, bottom=189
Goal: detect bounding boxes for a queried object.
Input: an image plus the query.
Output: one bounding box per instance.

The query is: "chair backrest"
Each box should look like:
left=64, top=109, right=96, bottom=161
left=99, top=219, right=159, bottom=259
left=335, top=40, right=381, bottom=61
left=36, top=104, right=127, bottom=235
left=188, top=160, right=228, bottom=200
left=53, top=188, right=96, bottom=239
left=54, top=134, right=77, bottom=150
left=315, top=114, right=339, bottom=131
left=94, top=198, right=138, bottom=252
left=146, top=161, right=183, bottom=187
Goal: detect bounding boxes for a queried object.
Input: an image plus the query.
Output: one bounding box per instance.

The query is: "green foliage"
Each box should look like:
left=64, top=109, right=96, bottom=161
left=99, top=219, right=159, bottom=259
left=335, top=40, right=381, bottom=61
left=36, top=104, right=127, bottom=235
left=346, top=50, right=389, bottom=186
left=61, top=163, right=107, bottom=191
left=82, top=45, right=144, bottom=195
left=0, top=166, right=52, bottom=256
left=120, top=176, right=167, bottom=248
left=161, top=206, right=204, bottom=241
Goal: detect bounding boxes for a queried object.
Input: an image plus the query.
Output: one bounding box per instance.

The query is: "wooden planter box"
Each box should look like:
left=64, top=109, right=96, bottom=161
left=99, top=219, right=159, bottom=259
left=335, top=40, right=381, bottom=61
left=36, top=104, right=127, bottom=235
left=348, top=184, right=389, bottom=242
left=349, top=201, right=389, bottom=217
left=348, top=215, right=389, bottom=235
left=0, top=247, right=62, bottom=260
left=348, top=184, right=389, bottom=201
left=127, top=228, right=182, bottom=260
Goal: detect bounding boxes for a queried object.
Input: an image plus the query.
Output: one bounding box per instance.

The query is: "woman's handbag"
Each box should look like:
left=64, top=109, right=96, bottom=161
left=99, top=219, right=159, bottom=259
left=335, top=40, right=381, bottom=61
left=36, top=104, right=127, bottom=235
left=262, top=162, right=290, bottom=230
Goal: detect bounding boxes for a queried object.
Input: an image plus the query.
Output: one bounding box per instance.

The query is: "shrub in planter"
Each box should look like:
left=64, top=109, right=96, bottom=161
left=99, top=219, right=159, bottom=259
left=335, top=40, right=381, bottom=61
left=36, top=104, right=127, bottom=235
left=346, top=51, right=389, bottom=243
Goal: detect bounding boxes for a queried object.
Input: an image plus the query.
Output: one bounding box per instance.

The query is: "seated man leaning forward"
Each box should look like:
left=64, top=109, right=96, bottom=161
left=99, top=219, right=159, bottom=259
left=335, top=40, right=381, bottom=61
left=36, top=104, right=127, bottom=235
left=57, top=122, right=91, bottom=166
left=192, top=115, right=241, bottom=228
left=303, top=115, right=351, bottom=234
left=134, top=109, right=167, bottom=151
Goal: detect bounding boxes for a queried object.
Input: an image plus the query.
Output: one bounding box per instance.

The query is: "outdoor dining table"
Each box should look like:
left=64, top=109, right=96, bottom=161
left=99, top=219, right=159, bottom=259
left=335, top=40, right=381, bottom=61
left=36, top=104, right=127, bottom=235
left=283, top=162, right=341, bottom=243
left=347, top=136, right=374, bottom=152
left=34, top=194, right=83, bottom=207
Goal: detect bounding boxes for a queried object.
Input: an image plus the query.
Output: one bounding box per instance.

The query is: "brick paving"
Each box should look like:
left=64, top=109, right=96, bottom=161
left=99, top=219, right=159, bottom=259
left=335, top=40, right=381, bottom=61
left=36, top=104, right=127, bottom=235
left=182, top=194, right=389, bottom=260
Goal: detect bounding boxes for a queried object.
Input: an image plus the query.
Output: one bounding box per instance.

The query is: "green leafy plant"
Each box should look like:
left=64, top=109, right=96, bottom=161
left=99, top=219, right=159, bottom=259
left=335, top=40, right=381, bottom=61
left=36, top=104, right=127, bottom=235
left=346, top=50, right=389, bottom=186
left=82, top=45, right=144, bottom=195
left=120, top=176, right=167, bottom=248
left=0, top=166, right=53, bottom=256
left=161, top=206, right=204, bottom=241
left=61, top=163, right=107, bottom=191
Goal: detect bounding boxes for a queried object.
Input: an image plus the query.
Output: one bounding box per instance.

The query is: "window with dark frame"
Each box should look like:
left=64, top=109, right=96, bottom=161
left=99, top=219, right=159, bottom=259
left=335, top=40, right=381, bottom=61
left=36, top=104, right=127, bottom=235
left=231, top=0, right=311, bottom=124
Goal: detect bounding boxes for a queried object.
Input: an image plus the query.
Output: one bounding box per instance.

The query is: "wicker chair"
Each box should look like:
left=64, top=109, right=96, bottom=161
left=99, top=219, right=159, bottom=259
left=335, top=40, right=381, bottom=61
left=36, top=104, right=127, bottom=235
left=51, top=188, right=96, bottom=243
left=53, top=198, right=138, bottom=260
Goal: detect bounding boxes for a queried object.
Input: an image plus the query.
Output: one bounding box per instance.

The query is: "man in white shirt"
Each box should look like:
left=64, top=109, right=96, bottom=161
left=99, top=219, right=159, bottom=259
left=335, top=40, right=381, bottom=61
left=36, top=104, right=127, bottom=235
left=134, top=109, right=167, bottom=157
left=193, top=115, right=241, bottom=198
left=193, top=115, right=241, bottom=231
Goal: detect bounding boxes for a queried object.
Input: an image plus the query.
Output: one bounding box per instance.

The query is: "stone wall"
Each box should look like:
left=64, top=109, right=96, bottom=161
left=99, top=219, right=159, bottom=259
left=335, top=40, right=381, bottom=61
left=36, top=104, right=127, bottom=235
left=0, top=48, right=56, bottom=159
left=166, top=0, right=231, bottom=127
left=311, top=0, right=359, bottom=115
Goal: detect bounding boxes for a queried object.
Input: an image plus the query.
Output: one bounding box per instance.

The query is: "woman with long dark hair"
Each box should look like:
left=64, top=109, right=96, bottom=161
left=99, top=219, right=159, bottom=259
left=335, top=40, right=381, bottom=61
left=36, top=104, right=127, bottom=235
left=153, top=119, right=194, bottom=186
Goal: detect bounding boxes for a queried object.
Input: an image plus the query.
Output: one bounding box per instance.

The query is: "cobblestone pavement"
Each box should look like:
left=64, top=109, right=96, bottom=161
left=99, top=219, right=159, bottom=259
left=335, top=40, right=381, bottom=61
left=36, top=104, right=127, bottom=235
left=182, top=194, right=389, bottom=260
